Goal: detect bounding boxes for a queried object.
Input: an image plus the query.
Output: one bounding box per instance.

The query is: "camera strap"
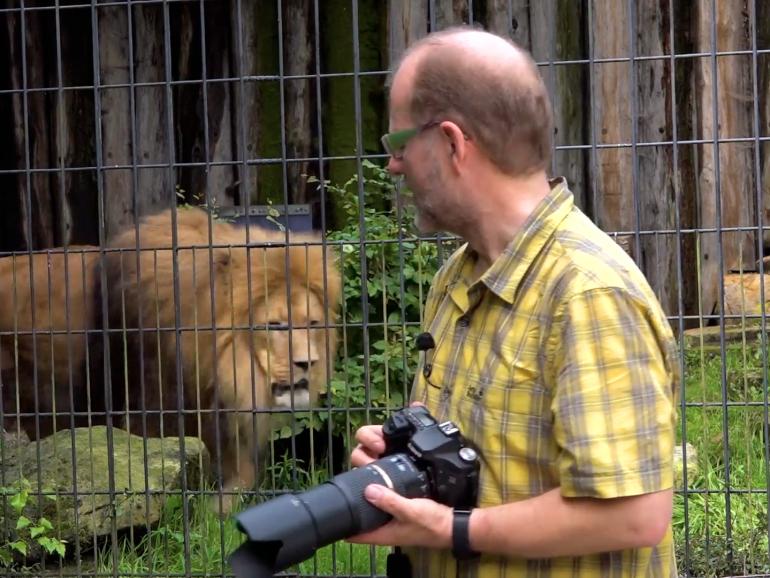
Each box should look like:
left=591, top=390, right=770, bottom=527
left=386, top=546, right=413, bottom=578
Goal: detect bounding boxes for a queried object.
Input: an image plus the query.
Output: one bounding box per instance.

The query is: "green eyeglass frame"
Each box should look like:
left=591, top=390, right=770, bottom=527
left=380, top=120, right=440, bottom=158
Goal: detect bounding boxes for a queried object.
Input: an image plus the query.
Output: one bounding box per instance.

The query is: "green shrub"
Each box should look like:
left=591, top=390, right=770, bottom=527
left=310, top=161, right=444, bottom=446
left=0, top=479, right=66, bottom=569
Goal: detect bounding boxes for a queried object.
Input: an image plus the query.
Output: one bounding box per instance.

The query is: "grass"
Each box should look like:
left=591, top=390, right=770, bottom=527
left=95, top=454, right=389, bottom=577
left=675, top=334, right=770, bottom=577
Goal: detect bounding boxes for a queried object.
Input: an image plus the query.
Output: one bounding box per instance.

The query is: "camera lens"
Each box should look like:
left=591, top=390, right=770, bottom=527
left=232, top=453, right=429, bottom=574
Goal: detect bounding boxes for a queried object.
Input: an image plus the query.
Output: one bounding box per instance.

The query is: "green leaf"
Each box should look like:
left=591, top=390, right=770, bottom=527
left=10, top=490, right=27, bottom=513
left=0, top=548, right=13, bottom=566
left=31, top=525, right=47, bottom=539
left=37, top=517, right=54, bottom=530
left=9, top=540, right=27, bottom=556
left=16, top=515, right=31, bottom=530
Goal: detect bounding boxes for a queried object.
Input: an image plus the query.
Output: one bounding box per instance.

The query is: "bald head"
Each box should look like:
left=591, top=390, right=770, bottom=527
left=391, top=27, right=554, bottom=177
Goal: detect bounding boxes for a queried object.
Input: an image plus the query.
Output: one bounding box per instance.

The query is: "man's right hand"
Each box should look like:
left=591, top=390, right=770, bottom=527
left=351, top=425, right=385, bottom=467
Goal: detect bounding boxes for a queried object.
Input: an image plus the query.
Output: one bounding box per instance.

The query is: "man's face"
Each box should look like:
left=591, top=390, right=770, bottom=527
left=385, top=68, right=456, bottom=235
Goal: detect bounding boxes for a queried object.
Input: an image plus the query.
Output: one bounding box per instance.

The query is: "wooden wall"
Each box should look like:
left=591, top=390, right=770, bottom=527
left=0, top=0, right=768, bottom=321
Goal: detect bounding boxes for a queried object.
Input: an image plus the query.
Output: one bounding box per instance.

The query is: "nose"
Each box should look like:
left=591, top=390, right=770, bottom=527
left=294, top=360, right=314, bottom=372
left=387, top=155, right=403, bottom=176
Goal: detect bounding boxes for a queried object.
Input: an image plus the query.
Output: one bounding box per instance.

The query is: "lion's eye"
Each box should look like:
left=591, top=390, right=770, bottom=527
left=267, top=320, right=284, bottom=328
left=309, top=320, right=320, bottom=327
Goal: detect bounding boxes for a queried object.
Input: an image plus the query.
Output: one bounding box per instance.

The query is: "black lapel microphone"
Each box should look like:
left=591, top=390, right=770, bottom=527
left=415, top=332, right=436, bottom=378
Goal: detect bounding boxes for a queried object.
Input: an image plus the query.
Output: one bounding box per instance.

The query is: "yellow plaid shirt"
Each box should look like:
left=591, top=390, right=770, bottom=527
left=407, top=178, right=679, bottom=578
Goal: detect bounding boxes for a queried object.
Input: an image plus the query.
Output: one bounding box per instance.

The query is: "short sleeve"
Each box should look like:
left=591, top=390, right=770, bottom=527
left=550, top=287, right=677, bottom=499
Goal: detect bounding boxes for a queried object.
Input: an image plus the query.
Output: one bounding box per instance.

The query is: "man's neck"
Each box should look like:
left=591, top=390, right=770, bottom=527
left=460, top=170, right=552, bottom=273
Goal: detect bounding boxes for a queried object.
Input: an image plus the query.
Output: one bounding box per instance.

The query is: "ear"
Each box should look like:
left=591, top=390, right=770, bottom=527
left=439, top=121, right=469, bottom=170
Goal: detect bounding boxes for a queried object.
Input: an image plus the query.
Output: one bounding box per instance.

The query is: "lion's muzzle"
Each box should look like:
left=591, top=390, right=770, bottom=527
left=271, top=378, right=311, bottom=409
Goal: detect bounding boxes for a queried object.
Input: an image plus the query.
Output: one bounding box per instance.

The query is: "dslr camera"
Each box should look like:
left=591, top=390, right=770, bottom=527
left=230, top=405, right=480, bottom=577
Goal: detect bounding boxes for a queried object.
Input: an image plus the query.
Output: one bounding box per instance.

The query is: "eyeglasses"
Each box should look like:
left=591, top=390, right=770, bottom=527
left=380, top=120, right=440, bottom=160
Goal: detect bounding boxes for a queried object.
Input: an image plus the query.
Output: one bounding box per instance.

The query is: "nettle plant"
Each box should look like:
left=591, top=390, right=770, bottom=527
left=312, top=161, right=443, bottom=443
left=0, top=479, right=66, bottom=568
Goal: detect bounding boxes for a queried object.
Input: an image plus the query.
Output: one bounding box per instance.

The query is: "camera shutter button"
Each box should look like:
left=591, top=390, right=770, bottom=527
left=459, top=447, right=478, bottom=463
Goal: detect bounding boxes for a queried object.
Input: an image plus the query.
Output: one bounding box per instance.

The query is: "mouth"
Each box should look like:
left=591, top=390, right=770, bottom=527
left=271, top=378, right=310, bottom=408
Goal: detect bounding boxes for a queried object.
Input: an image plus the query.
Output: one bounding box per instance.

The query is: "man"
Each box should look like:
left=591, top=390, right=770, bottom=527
left=348, top=26, right=680, bottom=578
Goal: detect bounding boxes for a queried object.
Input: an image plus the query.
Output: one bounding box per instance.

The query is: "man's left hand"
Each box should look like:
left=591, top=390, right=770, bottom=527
left=347, top=484, right=453, bottom=549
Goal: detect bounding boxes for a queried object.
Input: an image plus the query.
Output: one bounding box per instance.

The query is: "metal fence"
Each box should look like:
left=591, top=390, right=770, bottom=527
left=0, top=1, right=768, bottom=577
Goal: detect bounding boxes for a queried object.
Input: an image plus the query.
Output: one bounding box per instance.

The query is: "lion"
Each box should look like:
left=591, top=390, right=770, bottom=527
left=0, top=247, right=105, bottom=439
left=103, top=207, right=341, bottom=511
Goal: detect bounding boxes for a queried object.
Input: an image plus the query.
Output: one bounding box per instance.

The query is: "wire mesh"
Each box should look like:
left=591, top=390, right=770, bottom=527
left=0, top=1, right=768, bottom=577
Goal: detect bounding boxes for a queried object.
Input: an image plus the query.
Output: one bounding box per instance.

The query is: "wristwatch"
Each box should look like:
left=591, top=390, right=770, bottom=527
left=452, top=508, right=480, bottom=560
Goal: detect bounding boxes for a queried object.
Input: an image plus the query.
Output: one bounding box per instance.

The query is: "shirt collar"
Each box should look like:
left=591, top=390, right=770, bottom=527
left=460, top=177, right=574, bottom=305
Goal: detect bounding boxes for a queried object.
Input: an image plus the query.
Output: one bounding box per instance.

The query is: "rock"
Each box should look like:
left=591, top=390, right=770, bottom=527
left=0, top=426, right=210, bottom=558
left=674, top=443, right=698, bottom=488
left=0, top=428, right=30, bottom=470
left=683, top=324, right=767, bottom=352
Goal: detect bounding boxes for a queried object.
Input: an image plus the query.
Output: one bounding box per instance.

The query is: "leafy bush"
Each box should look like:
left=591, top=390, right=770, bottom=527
left=0, top=479, right=66, bottom=569
left=312, top=161, right=444, bottom=445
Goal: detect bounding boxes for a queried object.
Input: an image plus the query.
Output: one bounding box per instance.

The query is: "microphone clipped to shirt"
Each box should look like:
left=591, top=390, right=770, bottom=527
left=416, top=332, right=436, bottom=379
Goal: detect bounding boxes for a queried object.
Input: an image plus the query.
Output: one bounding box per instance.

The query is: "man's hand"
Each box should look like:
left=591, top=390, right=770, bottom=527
left=350, top=424, right=385, bottom=467
left=347, top=484, right=453, bottom=549
left=350, top=402, right=425, bottom=467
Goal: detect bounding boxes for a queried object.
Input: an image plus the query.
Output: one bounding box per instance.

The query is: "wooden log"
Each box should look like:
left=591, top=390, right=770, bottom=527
left=387, top=0, right=428, bottom=65
left=197, top=1, right=235, bottom=207
left=284, top=0, right=313, bottom=204
left=133, top=2, right=172, bottom=217
left=97, top=2, right=133, bottom=239
left=759, top=1, right=770, bottom=250
left=47, top=8, right=100, bottom=247
left=694, top=0, right=757, bottom=317
left=531, top=0, right=588, bottom=211
left=434, top=0, right=469, bottom=30
left=633, top=0, right=679, bottom=317
left=6, top=8, right=54, bottom=249
left=590, top=0, right=634, bottom=236
left=229, top=0, right=261, bottom=205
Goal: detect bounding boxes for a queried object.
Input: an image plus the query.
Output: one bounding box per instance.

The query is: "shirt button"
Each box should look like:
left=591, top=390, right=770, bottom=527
left=457, top=316, right=470, bottom=328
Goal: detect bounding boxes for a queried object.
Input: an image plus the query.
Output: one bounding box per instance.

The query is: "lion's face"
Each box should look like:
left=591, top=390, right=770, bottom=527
left=253, top=285, right=334, bottom=410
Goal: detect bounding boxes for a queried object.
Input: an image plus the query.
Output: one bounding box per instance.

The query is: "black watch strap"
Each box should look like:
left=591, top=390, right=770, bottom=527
left=452, top=508, right=480, bottom=560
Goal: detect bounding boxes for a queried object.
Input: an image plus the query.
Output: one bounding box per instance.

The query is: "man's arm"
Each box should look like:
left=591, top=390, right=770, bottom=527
left=469, top=487, right=672, bottom=558
left=348, top=482, right=672, bottom=555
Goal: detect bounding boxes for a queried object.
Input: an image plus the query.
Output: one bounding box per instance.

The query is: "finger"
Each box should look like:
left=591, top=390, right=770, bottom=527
left=363, top=484, right=411, bottom=518
left=350, top=445, right=378, bottom=467
left=409, top=400, right=425, bottom=408
left=347, top=525, right=400, bottom=546
left=355, top=425, right=385, bottom=455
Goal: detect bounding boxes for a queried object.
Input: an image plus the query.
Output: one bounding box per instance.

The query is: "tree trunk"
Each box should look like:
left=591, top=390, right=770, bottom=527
left=387, top=0, right=428, bottom=66
left=323, top=0, right=386, bottom=212
left=759, top=1, right=770, bottom=253
left=488, top=0, right=525, bottom=44
left=531, top=0, right=588, bottom=211
left=195, top=1, right=235, bottom=208
left=229, top=0, right=261, bottom=205
left=284, top=0, right=313, bottom=204
left=433, top=0, right=468, bottom=30
left=694, top=0, right=756, bottom=315
left=590, top=0, right=634, bottom=237
left=133, top=2, right=173, bottom=218
left=98, top=2, right=133, bottom=240
left=7, top=8, right=54, bottom=249
left=633, top=0, right=679, bottom=317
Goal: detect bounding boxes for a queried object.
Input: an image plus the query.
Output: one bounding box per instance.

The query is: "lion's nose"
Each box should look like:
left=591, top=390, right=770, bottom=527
left=271, top=378, right=309, bottom=396
left=293, top=360, right=315, bottom=372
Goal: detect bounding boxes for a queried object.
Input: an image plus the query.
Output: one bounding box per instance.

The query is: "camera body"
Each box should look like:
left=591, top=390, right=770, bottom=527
left=230, top=405, right=480, bottom=577
left=380, top=405, right=479, bottom=510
